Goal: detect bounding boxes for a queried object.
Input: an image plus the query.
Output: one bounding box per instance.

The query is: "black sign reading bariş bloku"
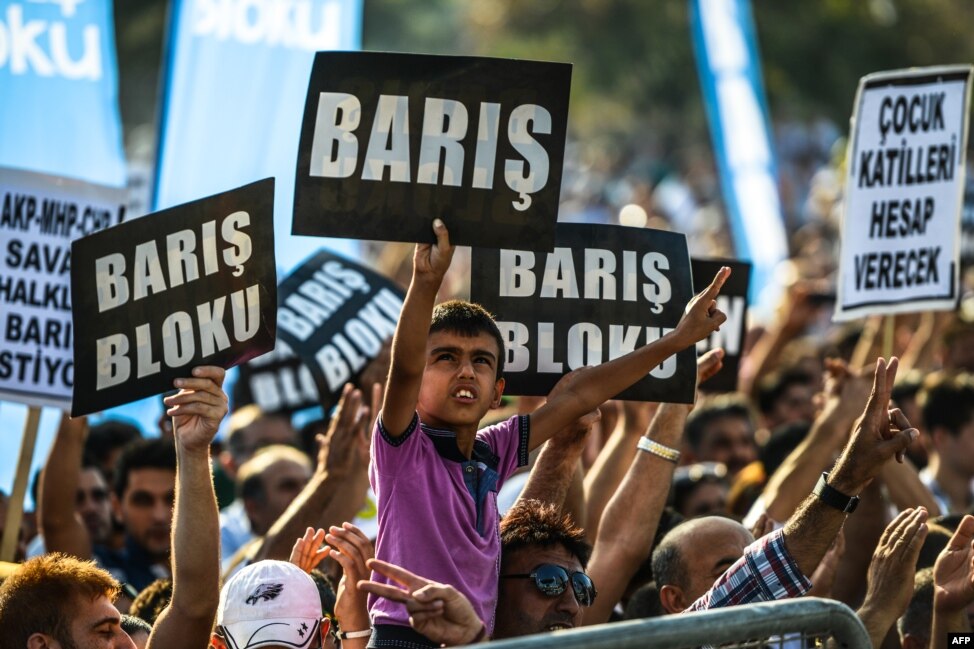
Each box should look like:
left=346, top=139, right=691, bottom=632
left=275, top=250, right=405, bottom=407
left=293, top=51, right=572, bottom=251
left=692, top=258, right=751, bottom=393
left=471, top=223, right=696, bottom=403
left=71, top=179, right=277, bottom=416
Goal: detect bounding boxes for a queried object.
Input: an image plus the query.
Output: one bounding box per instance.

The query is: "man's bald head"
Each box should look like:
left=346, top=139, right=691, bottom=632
left=652, top=516, right=753, bottom=613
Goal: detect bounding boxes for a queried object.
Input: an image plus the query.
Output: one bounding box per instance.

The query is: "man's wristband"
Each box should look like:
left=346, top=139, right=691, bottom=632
left=637, top=437, right=681, bottom=464
left=337, top=629, right=372, bottom=640
left=813, top=472, right=860, bottom=514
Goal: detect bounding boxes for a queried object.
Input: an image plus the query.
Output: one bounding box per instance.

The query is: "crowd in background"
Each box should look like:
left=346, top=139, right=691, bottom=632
left=1, top=128, right=974, bottom=649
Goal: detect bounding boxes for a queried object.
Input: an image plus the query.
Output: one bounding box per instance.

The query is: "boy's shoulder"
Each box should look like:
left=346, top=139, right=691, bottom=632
left=476, top=406, right=524, bottom=436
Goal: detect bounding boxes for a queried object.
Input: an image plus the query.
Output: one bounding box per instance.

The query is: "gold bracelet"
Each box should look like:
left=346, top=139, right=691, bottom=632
left=637, top=437, right=680, bottom=464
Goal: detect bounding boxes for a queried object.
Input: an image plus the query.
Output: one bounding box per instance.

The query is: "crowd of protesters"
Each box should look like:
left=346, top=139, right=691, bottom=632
left=2, top=136, right=974, bottom=649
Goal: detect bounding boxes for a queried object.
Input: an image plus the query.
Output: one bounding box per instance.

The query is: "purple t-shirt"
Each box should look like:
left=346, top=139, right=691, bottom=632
left=368, top=413, right=530, bottom=634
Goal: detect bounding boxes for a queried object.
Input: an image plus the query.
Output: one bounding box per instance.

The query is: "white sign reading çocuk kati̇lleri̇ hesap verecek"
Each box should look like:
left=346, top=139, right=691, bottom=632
left=70, top=179, right=278, bottom=416
left=837, top=65, right=973, bottom=320
left=1, top=168, right=127, bottom=410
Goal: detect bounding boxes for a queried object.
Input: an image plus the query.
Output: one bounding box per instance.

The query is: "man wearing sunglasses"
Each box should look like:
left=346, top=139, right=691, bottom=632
left=494, top=503, right=594, bottom=637
left=359, top=502, right=595, bottom=641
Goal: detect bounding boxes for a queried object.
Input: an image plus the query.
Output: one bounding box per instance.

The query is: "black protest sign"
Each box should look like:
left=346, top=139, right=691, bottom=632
left=692, top=258, right=750, bottom=393
left=470, top=223, right=696, bottom=403
left=293, top=51, right=571, bottom=251
left=837, top=65, right=973, bottom=320
left=275, top=250, right=404, bottom=406
left=1, top=168, right=126, bottom=410
left=233, top=341, right=320, bottom=416
left=70, top=179, right=277, bottom=416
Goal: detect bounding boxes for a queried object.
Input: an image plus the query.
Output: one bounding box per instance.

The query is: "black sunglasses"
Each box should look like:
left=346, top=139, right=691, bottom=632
left=500, top=564, right=597, bottom=606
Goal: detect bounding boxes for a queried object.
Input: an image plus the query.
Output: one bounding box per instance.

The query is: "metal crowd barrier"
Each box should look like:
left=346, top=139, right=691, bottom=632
left=480, top=597, right=871, bottom=649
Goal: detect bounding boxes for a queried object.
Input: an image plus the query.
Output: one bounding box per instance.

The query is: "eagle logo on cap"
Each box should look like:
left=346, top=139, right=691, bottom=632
left=245, top=583, right=284, bottom=605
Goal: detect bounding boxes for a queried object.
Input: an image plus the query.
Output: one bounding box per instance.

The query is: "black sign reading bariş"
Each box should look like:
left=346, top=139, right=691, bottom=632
left=471, top=223, right=696, bottom=403
left=293, top=51, right=572, bottom=251
left=692, top=258, right=751, bottom=393
left=71, top=179, right=277, bottom=416
left=275, top=250, right=405, bottom=406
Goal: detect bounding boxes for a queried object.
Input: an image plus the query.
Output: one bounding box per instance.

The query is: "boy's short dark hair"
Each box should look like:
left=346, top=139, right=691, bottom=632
left=500, top=500, right=591, bottom=568
left=430, top=300, right=506, bottom=378
left=113, top=439, right=177, bottom=499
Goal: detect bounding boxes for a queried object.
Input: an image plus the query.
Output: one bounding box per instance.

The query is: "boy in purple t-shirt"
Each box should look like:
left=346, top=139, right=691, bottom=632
left=368, top=219, right=729, bottom=647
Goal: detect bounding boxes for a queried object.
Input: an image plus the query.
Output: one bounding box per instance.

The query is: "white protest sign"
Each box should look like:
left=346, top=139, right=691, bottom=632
left=0, top=167, right=126, bottom=409
left=836, top=65, right=973, bottom=321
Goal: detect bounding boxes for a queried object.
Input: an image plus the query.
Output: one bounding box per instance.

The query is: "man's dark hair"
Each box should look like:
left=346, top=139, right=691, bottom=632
left=500, top=501, right=591, bottom=568
left=129, top=578, right=172, bottom=626
left=121, top=613, right=153, bottom=637
left=919, top=373, right=974, bottom=437
left=113, top=439, right=177, bottom=499
left=430, top=300, right=506, bottom=378
left=651, top=535, right=689, bottom=592
left=898, top=567, right=934, bottom=644
left=684, top=395, right=756, bottom=451
left=755, top=368, right=816, bottom=416
left=85, top=420, right=143, bottom=464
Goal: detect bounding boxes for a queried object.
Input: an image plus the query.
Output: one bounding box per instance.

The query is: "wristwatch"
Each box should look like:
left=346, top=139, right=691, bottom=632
left=813, top=472, right=860, bottom=513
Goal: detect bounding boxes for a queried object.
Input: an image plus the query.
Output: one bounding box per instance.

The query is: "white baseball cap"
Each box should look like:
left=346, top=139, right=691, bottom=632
left=217, top=560, right=323, bottom=649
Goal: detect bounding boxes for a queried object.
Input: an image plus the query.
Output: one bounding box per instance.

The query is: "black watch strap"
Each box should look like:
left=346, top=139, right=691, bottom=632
left=813, top=472, right=859, bottom=513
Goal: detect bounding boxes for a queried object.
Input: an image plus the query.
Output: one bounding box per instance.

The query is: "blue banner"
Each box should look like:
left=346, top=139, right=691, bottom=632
left=689, top=0, right=786, bottom=309
left=154, top=0, right=363, bottom=268
left=0, top=0, right=126, bottom=186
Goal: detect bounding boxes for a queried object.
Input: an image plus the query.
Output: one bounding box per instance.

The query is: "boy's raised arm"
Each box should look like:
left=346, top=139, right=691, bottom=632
left=381, top=219, right=455, bottom=437
left=528, top=266, right=730, bottom=450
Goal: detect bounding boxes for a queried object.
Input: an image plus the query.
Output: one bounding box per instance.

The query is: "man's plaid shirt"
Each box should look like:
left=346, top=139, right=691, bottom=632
left=685, top=529, right=812, bottom=611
